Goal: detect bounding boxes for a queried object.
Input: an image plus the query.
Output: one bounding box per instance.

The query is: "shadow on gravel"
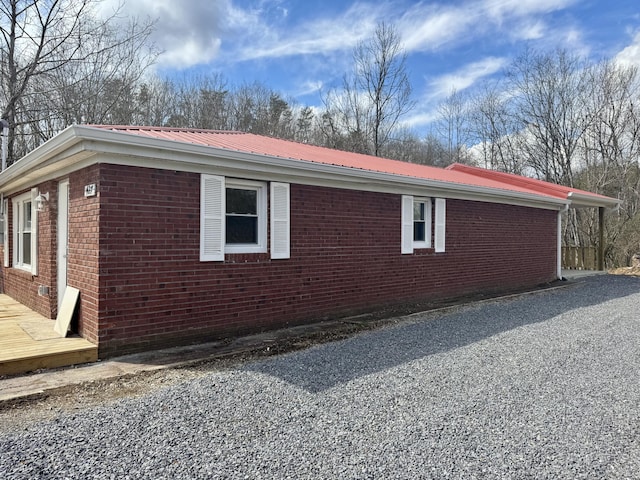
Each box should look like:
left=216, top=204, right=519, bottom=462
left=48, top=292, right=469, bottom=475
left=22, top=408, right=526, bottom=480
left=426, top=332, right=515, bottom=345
left=245, top=275, right=640, bottom=393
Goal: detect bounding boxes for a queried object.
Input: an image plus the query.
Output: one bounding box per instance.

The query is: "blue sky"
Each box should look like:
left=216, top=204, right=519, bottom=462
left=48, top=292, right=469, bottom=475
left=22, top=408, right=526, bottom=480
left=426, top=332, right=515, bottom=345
left=103, top=0, right=640, bottom=132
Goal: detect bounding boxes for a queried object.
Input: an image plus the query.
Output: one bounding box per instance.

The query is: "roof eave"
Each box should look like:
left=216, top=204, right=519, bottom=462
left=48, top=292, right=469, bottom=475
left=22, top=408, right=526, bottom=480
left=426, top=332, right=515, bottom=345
left=0, top=125, right=85, bottom=192
left=567, top=191, right=621, bottom=209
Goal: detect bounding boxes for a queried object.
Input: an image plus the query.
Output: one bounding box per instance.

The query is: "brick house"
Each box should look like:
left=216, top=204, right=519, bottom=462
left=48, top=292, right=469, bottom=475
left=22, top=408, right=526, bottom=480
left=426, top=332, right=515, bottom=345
left=0, top=126, right=619, bottom=356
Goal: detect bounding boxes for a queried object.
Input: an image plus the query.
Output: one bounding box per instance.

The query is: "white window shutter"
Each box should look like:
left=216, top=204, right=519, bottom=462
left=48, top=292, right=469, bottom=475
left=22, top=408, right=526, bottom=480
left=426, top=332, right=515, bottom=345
left=3, top=199, right=8, bottom=267
left=30, top=188, right=38, bottom=275
left=425, top=198, right=433, bottom=249
left=435, top=198, right=446, bottom=253
left=270, top=182, right=290, bottom=259
left=12, top=197, right=17, bottom=268
left=401, top=195, right=414, bottom=254
left=200, top=175, right=225, bottom=261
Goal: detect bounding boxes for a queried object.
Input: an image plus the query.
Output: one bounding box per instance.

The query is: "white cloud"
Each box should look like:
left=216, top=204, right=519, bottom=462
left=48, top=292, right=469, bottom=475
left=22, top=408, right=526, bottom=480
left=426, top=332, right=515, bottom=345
left=401, top=110, right=441, bottom=129
left=616, top=32, right=640, bottom=67
left=483, top=0, right=577, bottom=20
left=512, top=20, right=546, bottom=40
left=294, top=80, right=324, bottom=98
left=397, top=0, right=576, bottom=53
left=427, top=57, right=508, bottom=99
left=235, top=2, right=384, bottom=61
left=98, top=0, right=265, bottom=69
left=398, top=3, right=477, bottom=52
left=398, top=56, right=508, bottom=130
left=99, top=0, right=387, bottom=69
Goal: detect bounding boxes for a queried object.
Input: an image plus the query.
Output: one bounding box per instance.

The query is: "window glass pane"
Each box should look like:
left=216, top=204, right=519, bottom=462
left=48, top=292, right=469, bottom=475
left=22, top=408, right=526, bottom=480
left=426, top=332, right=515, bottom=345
left=226, top=188, right=257, bottom=215
left=414, top=222, right=425, bottom=242
left=226, top=216, right=258, bottom=244
left=24, top=201, right=32, bottom=231
left=413, top=202, right=425, bottom=221
left=23, top=232, right=31, bottom=265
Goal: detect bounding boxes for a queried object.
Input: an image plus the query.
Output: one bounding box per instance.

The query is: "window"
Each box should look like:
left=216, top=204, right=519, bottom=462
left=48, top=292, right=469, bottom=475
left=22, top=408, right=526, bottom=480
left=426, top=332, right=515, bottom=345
left=412, top=198, right=431, bottom=249
left=226, top=187, right=258, bottom=244
left=224, top=180, right=267, bottom=253
left=200, top=175, right=290, bottom=261
left=401, top=195, right=445, bottom=254
left=13, top=190, right=38, bottom=273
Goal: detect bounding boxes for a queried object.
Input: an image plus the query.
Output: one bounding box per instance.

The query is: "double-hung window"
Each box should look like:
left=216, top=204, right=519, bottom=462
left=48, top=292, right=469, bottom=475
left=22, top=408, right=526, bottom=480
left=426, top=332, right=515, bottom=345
left=224, top=180, right=267, bottom=253
left=13, top=190, right=38, bottom=273
left=402, top=195, right=446, bottom=254
left=412, top=198, right=432, bottom=249
left=200, top=175, right=290, bottom=261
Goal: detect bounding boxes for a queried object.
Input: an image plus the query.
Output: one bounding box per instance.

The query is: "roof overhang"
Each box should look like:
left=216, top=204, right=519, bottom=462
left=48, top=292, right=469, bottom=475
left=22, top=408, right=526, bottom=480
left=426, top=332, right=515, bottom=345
left=446, top=162, right=620, bottom=210
left=567, top=191, right=620, bottom=209
left=0, top=125, right=569, bottom=211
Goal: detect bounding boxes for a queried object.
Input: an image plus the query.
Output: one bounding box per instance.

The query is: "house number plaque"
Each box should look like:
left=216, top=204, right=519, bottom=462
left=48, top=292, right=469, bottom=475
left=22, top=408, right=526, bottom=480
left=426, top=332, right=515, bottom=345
left=84, top=184, right=97, bottom=197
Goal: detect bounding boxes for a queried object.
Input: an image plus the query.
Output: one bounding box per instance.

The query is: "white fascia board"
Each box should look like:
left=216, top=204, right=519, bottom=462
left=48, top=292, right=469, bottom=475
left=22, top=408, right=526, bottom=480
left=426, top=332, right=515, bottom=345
left=567, top=191, right=621, bottom=209
left=0, top=125, right=569, bottom=210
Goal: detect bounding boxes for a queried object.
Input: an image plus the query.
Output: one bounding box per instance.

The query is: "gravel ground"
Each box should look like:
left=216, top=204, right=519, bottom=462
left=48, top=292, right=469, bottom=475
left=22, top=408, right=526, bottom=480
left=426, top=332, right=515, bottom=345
left=1, top=275, right=640, bottom=479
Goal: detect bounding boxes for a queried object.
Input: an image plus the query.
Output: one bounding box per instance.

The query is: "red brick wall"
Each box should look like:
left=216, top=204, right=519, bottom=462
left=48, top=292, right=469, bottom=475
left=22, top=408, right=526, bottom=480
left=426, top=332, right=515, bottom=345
left=95, top=164, right=558, bottom=356
left=2, top=181, right=57, bottom=319
left=67, top=166, right=101, bottom=344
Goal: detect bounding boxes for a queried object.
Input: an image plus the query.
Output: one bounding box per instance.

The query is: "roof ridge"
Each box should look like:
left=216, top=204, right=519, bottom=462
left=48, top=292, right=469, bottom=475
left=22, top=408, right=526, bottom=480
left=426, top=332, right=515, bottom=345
left=87, top=125, right=247, bottom=135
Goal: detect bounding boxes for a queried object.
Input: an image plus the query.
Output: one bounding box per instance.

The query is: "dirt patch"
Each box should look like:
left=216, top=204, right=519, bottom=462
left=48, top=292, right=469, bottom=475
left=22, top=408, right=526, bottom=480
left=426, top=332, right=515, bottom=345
left=608, top=266, right=640, bottom=276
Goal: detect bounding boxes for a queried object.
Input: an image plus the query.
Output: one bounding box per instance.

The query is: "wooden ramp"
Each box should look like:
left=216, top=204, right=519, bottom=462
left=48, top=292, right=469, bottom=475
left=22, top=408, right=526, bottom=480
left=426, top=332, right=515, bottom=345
left=0, top=295, right=97, bottom=376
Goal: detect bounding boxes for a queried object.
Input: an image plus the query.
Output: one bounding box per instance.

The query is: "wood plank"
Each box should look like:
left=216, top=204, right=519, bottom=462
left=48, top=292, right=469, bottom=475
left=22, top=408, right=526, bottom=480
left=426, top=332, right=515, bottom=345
left=54, top=286, right=79, bottom=337
left=0, top=349, right=98, bottom=376
left=0, top=293, right=97, bottom=376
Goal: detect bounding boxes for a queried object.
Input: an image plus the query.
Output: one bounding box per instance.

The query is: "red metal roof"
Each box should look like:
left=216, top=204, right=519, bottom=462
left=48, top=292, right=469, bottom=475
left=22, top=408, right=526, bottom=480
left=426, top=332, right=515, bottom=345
left=446, top=163, right=618, bottom=205
left=88, top=125, right=615, bottom=206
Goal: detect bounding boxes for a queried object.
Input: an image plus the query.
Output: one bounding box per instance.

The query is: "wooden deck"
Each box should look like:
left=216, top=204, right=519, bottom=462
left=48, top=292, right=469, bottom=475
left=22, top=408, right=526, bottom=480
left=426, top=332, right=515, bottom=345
left=0, top=295, right=97, bottom=376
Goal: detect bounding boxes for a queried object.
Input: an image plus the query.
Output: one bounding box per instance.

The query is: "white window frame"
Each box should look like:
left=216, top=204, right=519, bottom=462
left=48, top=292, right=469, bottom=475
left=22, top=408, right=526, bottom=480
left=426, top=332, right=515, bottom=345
left=412, top=197, right=432, bottom=250
left=224, top=179, right=267, bottom=254
left=12, top=189, right=38, bottom=274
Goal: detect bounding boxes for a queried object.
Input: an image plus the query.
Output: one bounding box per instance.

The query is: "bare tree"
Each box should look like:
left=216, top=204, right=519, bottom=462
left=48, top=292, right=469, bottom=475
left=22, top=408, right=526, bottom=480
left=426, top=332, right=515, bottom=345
left=354, top=22, right=414, bottom=156
left=379, top=128, right=448, bottom=166
left=0, top=0, right=156, bottom=162
left=467, top=84, right=523, bottom=173
left=435, top=89, right=472, bottom=164
left=226, top=82, right=296, bottom=136
left=320, top=22, right=414, bottom=156
left=161, top=73, right=229, bottom=129
left=507, top=49, right=595, bottom=185
left=135, top=78, right=176, bottom=127
left=579, top=60, right=640, bottom=265
left=319, top=79, right=370, bottom=153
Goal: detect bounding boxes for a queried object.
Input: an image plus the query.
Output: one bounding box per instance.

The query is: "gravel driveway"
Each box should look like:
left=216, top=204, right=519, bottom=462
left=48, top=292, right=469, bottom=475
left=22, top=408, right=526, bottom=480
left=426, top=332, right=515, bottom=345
left=2, top=275, right=640, bottom=479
